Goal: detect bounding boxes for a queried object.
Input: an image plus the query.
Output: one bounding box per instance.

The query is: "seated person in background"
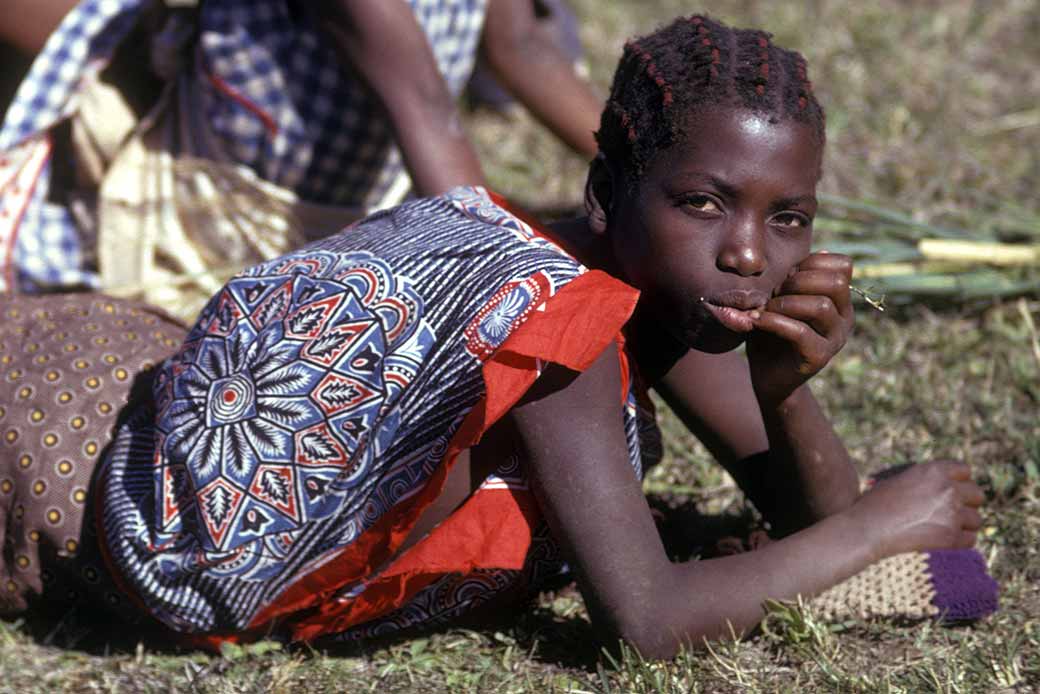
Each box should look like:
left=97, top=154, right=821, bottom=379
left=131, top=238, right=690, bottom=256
left=0, top=14, right=995, bottom=659
left=0, top=0, right=602, bottom=316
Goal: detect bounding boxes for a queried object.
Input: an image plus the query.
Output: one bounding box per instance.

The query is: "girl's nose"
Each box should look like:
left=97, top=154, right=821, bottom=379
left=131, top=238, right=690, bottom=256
left=716, top=220, right=766, bottom=277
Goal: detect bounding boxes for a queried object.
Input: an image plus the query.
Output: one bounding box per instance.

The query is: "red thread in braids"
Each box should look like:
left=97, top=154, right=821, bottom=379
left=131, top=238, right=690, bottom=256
left=629, top=40, right=674, bottom=108
left=691, top=17, right=720, bottom=80
left=755, top=34, right=770, bottom=96
left=795, top=57, right=811, bottom=109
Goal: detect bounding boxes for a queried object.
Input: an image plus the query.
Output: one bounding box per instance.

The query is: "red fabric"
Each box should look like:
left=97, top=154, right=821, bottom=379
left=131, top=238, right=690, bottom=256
left=290, top=485, right=542, bottom=641
left=479, top=270, right=637, bottom=426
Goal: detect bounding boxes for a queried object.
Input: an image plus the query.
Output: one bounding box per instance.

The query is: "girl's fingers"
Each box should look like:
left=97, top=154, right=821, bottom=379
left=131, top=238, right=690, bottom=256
left=957, top=480, right=985, bottom=507
left=796, top=251, right=854, bottom=278
left=944, top=460, right=973, bottom=481
left=779, top=269, right=846, bottom=295
left=959, top=506, right=983, bottom=531
left=750, top=310, right=829, bottom=362
left=764, top=293, right=844, bottom=339
left=777, top=269, right=853, bottom=322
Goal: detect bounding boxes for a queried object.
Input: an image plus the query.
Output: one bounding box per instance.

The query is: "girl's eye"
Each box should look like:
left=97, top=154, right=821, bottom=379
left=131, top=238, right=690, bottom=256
left=771, top=212, right=811, bottom=229
left=682, top=195, right=721, bottom=213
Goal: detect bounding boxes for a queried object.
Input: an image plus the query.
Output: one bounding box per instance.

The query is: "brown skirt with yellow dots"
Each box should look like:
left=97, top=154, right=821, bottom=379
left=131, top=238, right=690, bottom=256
left=0, top=293, right=185, bottom=616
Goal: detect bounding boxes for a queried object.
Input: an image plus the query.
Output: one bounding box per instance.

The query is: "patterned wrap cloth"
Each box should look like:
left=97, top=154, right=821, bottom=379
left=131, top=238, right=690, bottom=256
left=96, top=186, right=646, bottom=645
left=0, top=0, right=488, bottom=292
left=0, top=294, right=186, bottom=615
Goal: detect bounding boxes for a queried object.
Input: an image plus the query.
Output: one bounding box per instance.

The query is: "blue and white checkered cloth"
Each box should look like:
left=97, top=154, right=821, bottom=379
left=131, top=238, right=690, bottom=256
left=0, top=0, right=144, bottom=290
left=0, top=0, right=488, bottom=291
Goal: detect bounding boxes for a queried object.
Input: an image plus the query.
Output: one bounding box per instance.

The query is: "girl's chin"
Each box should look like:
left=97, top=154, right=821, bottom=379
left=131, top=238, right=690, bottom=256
left=676, top=321, right=748, bottom=354
left=694, top=334, right=748, bottom=354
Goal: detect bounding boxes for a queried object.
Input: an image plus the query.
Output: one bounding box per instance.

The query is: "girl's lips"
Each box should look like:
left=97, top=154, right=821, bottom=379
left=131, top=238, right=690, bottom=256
left=702, top=301, right=760, bottom=333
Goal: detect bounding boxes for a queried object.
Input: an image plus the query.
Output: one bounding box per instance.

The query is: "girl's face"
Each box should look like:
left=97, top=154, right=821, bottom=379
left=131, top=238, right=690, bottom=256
left=607, top=107, right=823, bottom=353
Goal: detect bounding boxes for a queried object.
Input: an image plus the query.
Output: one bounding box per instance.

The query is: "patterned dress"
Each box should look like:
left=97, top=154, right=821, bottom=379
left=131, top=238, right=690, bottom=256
left=97, top=187, right=647, bottom=645
left=0, top=0, right=488, bottom=291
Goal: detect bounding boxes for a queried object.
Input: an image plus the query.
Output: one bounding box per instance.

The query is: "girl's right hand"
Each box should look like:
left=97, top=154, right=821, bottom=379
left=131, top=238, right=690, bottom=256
left=849, top=460, right=984, bottom=561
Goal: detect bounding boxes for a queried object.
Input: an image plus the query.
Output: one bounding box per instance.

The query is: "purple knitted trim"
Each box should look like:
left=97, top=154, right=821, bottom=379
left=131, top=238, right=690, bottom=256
left=927, top=549, right=999, bottom=621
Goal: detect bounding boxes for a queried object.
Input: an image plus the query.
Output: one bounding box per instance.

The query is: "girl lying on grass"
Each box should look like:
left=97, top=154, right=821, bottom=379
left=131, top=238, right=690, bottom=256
left=0, top=14, right=994, bottom=658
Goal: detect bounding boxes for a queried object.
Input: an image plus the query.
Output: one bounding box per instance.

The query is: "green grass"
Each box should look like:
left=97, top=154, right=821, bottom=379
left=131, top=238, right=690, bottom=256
left=2, top=1, right=1039, bottom=691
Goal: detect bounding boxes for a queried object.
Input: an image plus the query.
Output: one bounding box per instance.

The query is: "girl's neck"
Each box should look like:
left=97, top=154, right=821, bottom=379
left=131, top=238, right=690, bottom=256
left=545, top=217, right=620, bottom=275
left=545, top=217, right=687, bottom=383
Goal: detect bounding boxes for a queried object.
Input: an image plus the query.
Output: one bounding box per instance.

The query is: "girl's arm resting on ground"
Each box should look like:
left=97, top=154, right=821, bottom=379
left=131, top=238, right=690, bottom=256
left=655, top=348, right=860, bottom=537
left=481, top=0, right=602, bottom=158
left=514, top=347, right=982, bottom=657
left=510, top=347, right=982, bottom=658
left=314, top=0, right=488, bottom=195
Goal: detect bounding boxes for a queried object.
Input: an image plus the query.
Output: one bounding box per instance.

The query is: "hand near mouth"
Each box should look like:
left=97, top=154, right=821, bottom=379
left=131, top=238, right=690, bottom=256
left=746, top=251, right=854, bottom=407
left=701, top=294, right=767, bottom=334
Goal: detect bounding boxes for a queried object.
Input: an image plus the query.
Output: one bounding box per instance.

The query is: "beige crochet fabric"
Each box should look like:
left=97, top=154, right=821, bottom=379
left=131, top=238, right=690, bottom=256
left=810, top=552, right=939, bottom=620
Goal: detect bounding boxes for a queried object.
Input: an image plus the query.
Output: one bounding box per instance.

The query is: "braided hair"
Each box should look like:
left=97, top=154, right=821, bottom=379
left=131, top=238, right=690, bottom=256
left=596, top=15, right=825, bottom=187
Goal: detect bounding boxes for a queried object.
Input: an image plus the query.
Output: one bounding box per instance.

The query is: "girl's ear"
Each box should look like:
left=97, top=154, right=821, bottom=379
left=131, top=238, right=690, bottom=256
left=584, top=154, right=616, bottom=236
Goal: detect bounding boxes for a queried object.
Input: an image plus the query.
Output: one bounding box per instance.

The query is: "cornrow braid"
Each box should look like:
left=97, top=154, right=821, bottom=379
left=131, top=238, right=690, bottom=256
left=596, top=14, right=826, bottom=187
left=627, top=40, right=673, bottom=108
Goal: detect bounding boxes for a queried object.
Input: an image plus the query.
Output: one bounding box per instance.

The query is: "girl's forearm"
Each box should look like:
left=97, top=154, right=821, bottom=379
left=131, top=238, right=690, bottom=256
left=756, top=384, right=860, bottom=534
left=315, top=0, right=488, bottom=196
left=625, top=506, right=876, bottom=658
left=481, top=0, right=601, bottom=158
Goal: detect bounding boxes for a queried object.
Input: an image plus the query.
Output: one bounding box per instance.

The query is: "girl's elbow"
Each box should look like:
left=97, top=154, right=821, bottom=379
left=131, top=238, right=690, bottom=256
left=600, top=587, right=742, bottom=660
left=624, top=635, right=682, bottom=661
left=587, top=567, right=711, bottom=660
left=604, top=604, right=690, bottom=661
left=614, top=616, right=747, bottom=660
